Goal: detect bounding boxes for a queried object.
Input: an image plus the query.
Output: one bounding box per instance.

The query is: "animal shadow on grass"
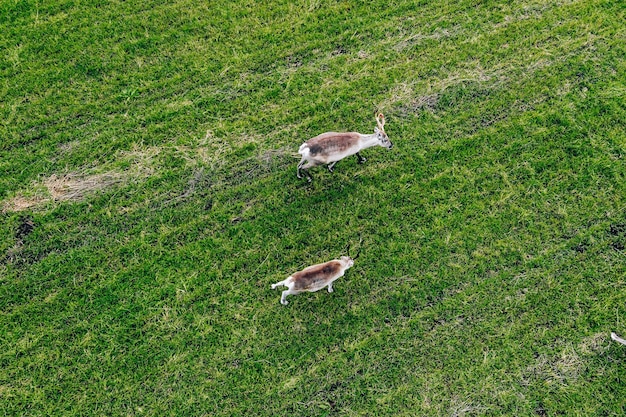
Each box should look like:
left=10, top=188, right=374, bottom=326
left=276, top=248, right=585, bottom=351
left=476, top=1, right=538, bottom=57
left=608, top=223, right=626, bottom=251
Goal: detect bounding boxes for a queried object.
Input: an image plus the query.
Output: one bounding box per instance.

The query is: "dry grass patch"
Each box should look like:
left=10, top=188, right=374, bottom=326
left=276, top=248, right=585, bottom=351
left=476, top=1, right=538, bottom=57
left=0, top=142, right=169, bottom=213
left=2, top=145, right=163, bottom=213
left=43, top=172, right=123, bottom=202
left=2, top=172, right=124, bottom=213
left=393, top=26, right=463, bottom=52
left=522, top=333, right=609, bottom=387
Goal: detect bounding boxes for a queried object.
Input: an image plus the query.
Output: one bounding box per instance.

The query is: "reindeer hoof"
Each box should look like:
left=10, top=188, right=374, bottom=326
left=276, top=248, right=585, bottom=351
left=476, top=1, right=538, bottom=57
left=280, top=300, right=288, bottom=305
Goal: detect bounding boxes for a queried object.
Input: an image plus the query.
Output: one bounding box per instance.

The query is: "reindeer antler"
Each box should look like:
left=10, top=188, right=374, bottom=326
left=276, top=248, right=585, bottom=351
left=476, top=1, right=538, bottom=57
left=347, top=235, right=363, bottom=260
left=376, top=113, right=386, bottom=131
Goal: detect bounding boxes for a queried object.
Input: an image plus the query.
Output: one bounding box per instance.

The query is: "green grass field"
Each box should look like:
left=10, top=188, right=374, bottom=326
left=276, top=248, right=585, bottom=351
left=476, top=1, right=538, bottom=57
left=2, top=0, right=625, bottom=415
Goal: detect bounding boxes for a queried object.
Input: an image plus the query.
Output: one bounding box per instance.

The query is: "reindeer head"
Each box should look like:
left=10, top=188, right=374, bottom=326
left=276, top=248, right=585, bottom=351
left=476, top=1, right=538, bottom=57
left=343, top=237, right=362, bottom=268
left=374, top=113, right=393, bottom=149
left=340, top=256, right=355, bottom=268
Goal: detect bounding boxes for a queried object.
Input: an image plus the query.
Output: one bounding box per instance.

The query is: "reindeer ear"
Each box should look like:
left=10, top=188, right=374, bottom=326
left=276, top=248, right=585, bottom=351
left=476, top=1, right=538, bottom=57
left=374, top=127, right=380, bottom=133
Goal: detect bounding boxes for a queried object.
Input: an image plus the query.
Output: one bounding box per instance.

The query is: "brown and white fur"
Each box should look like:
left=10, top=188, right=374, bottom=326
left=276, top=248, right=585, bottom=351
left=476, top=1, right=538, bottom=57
left=297, top=113, right=393, bottom=182
left=271, top=256, right=354, bottom=305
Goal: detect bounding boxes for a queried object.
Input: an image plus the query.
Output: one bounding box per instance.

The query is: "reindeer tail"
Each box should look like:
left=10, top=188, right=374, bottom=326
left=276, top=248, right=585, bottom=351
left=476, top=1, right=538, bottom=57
left=611, top=332, right=626, bottom=346
left=298, top=143, right=309, bottom=155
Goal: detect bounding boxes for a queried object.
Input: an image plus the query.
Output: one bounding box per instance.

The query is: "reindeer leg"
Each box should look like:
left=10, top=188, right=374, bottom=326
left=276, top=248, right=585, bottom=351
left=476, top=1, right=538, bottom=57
left=298, top=167, right=313, bottom=183
left=271, top=279, right=287, bottom=289
left=298, top=159, right=315, bottom=183
left=327, top=282, right=334, bottom=293
left=281, top=289, right=301, bottom=305
left=328, top=161, right=337, bottom=173
left=297, top=160, right=305, bottom=179
left=356, top=152, right=367, bottom=164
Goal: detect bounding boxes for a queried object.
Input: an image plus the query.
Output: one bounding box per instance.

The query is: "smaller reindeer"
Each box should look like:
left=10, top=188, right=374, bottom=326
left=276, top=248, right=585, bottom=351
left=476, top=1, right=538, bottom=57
left=297, top=113, right=393, bottom=182
left=271, top=256, right=355, bottom=305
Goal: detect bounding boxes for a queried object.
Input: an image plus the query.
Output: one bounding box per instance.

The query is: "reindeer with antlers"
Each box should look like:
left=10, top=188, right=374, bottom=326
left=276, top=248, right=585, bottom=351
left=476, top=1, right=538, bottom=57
left=297, top=113, right=393, bottom=182
left=271, top=242, right=361, bottom=305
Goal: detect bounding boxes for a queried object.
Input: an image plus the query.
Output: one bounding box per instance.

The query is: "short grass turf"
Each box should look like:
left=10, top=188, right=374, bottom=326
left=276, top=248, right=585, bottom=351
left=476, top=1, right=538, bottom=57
left=1, top=0, right=625, bottom=415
